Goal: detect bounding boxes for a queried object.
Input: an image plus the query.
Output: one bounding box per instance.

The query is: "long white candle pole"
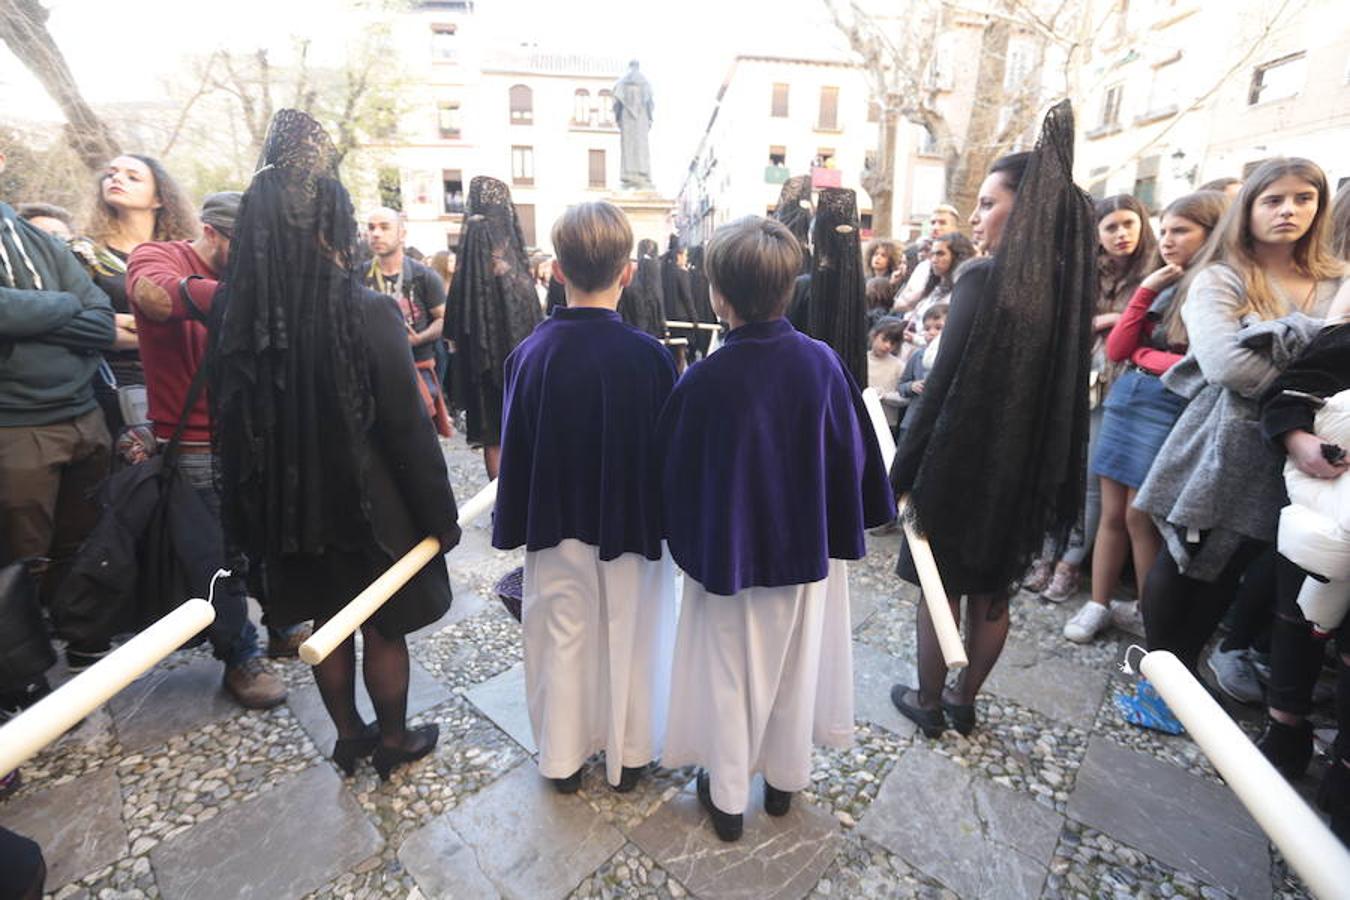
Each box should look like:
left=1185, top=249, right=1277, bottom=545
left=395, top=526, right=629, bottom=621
left=860, top=388, right=967, bottom=670
left=1139, top=650, right=1350, bottom=899
left=0, top=598, right=216, bottom=778
left=298, top=479, right=498, bottom=666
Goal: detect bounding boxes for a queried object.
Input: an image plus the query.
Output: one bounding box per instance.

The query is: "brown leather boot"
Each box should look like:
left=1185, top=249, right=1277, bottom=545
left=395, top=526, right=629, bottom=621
left=266, top=623, right=313, bottom=659
left=223, top=658, right=288, bottom=709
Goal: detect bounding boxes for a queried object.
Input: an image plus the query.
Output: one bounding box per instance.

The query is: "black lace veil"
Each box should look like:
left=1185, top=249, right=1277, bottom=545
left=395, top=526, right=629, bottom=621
left=807, top=188, right=868, bottom=386
left=773, top=175, right=812, bottom=273
left=619, top=238, right=666, bottom=337
left=686, top=244, right=716, bottom=357
left=213, top=108, right=375, bottom=564
left=905, top=100, right=1096, bottom=588
left=447, top=177, right=542, bottom=410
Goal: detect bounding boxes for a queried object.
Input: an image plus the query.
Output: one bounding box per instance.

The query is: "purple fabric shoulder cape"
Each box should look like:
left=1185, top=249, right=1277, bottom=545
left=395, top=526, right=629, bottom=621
left=492, top=306, right=677, bottom=560
left=657, top=317, right=895, bottom=595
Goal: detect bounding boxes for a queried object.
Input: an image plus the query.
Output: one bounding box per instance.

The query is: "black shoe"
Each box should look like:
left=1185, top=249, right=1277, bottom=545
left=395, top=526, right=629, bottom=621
left=763, top=783, right=792, bottom=817
left=613, top=765, right=645, bottom=793
left=66, top=643, right=112, bottom=672
left=1257, top=718, right=1313, bottom=780
left=331, top=722, right=379, bottom=777
left=552, top=767, right=584, bottom=794
left=941, top=697, right=976, bottom=736
left=890, top=684, right=945, bottom=738
left=0, top=677, right=51, bottom=722
left=1317, top=759, right=1349, bottom=845
left=372, top=724, right=439, bottom=781
left=697, top=770, right=743, bottom=842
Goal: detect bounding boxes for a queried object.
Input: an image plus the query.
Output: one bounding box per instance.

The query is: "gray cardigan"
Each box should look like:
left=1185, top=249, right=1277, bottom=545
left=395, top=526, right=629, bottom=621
left=1134, top=263, right=1343, bottom=580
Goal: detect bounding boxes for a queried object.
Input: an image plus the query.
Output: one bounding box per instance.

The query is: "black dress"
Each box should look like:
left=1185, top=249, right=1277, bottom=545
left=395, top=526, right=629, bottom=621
left=269, top=295, right=459, bottom=636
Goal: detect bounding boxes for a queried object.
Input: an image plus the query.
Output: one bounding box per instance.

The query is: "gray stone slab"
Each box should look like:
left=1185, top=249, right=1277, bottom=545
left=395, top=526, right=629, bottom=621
left=400, top=761, right=623, bottom=900
left=0, top=767, right=127, bottom=889
left=629, top=775, right=842, bottom=900
left=1068, top=737, right=1271, bottom=898
left=861, top=745, right=1061, bottom=899
left=109, top=659, right=239, bottom=753
left=462, top=661, right=535, bottom=754
left=852, top=641, right=917, bottom=738
left=982, top=641, right=1110, bottom=728
left=151, top=763, right=381, bottom=900
left=288, top=656, right=450, bottom=754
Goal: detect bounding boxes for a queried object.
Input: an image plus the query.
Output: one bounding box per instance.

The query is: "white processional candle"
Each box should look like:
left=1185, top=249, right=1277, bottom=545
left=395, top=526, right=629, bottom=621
left=0, top=598, right=216, bottom=778
left=1139, top=650, right=1350, bottom=899
left=299, top=478, right=498, bottom=666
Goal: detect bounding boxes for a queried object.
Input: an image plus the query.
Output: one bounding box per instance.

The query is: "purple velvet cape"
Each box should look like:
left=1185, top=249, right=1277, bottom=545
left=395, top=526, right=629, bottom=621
left=656, top=317, right=896, bottom=595
left=492, top=306, right=677, bottom=560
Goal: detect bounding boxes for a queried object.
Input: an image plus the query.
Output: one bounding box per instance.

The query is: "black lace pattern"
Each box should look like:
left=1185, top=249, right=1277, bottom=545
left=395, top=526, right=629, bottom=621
left=807, top=187, right=868, bottom=386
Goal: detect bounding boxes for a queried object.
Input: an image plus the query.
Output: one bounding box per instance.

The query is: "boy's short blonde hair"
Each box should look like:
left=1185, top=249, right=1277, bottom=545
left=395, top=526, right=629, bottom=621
left=705, top=216, right=801, bottom=322
left=551, top=202, right=633, bottom=292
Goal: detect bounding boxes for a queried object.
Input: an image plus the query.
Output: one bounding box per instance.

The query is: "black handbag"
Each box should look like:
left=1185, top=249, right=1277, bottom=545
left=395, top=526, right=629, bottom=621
left=0, top=561, right=57, bottom=690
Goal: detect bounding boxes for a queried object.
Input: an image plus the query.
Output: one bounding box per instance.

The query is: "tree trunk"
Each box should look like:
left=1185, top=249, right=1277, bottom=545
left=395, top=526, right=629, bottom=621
left=861, top=106, right=899, bottom=238
left=945, top=14, right=1012, bottom=220
left=0, top=0, right=120, bottom=171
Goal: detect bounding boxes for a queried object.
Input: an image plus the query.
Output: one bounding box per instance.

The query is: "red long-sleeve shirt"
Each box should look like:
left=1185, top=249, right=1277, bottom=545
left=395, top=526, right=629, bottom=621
left=1104, top=285, right=1184, bottom=376
left=126, top=241, right=218, bottom=443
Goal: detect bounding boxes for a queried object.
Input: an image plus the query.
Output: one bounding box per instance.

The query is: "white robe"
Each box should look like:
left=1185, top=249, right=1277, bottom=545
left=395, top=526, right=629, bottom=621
left=662, top=559, right=854, bottom=815
left=522, top=539, right=677, bottom=785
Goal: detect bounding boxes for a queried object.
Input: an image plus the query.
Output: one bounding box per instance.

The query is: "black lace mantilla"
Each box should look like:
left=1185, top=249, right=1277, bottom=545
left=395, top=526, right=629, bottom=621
left=807, top=187, right=867, bottom=386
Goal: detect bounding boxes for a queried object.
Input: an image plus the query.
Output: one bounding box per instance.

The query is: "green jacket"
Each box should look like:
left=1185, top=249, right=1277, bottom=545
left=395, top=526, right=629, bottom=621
left=0, top=202, right=115, bottom=426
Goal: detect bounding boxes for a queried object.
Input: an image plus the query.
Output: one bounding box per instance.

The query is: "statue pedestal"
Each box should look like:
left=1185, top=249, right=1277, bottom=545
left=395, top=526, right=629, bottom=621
left=607, top=190, right=675, bottom=250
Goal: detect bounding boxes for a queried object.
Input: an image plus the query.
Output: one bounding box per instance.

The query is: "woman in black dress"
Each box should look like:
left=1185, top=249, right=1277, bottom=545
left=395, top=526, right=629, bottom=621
left=214, top=110, right=460, bottom=780
left=889, top=101, right=1097, bottom=737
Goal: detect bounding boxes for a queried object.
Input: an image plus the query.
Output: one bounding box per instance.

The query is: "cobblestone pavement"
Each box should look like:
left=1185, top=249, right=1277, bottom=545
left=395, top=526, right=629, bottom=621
left=0, top=434, right=1336, bottom=900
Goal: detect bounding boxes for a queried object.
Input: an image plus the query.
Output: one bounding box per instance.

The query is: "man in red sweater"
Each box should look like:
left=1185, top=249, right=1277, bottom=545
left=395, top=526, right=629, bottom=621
left=127, top=192, right=290, bottom=709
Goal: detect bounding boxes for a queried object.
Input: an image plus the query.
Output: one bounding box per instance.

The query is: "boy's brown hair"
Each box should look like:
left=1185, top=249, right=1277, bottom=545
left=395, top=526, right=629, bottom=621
left=551, top=201, right=633, bottom=292
left=705, top=216, right=802, bottom=322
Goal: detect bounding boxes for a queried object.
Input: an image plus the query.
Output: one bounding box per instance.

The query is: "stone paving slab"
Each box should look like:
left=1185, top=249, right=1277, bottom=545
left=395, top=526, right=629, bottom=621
left=983, top=641, right=1110, bottom=729
left=0, top=766, right=127, bottom=890
left=400, top=760, right=624, bottom=900
left=852, top=640, right=917, bottom=739
left=629, top=775, right=842, bottom=900
left=860, top=745, right=1062, bottom=899
left=150, top=762, right=381, bottom=900
left=287, top=656, right=451, bottom=754
left=462, top=661, right=536, bottom=754
left=108, top=659, right=240, bottom=754
left=1067, top=736, right=1271, bottom=899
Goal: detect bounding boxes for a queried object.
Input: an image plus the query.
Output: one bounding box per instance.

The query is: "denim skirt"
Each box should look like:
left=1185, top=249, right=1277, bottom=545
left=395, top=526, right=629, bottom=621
left=1091, top=367, right=1186, bottom=488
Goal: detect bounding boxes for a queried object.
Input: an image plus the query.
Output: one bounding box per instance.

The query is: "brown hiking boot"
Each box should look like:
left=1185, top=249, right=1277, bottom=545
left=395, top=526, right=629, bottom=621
left=267, top=623, right=313, bottom=658
left=223, top=658, right=288, bottom=709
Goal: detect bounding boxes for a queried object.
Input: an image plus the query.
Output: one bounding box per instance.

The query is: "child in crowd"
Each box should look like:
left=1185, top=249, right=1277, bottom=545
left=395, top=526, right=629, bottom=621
left=492, top=202, right=679, bottom=793
left=657, top=216, right=895, bottom=842
left=866, top=317, right=907, bottom=430
left=896, top=303, right=948, bottom=440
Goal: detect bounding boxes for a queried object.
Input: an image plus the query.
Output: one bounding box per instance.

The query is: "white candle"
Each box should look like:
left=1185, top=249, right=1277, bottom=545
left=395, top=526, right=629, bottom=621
left=299, top=479, right=498, bottom=666
left=860, top=388, right=967, bottom=669
left=1140, top=650, right=1350, bottom=899
left=0, top=598, right=215, bottom=778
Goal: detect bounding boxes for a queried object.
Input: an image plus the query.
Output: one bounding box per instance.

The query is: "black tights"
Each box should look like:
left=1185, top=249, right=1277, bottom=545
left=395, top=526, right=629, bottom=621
left=311, top=622, right=413, bottom=749
left=1141, top=541, right=1263, bottom=674
left=915, top=591, right=1010, bottom=708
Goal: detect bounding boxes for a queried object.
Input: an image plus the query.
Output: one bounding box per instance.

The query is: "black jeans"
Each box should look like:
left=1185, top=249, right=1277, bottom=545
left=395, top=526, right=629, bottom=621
left=1266, top=552, right=1337, bottom=717
left=1141, top=540, right=1264, bottom=674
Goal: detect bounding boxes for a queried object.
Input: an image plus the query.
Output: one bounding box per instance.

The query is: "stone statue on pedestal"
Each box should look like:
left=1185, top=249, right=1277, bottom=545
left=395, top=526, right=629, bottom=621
left=612, top=60, right=654, bottom=191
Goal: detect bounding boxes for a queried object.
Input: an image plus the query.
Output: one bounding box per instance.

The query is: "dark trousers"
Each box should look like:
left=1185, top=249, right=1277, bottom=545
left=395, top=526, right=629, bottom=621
left=1267, top=552, right=1337, bottom=716
left=174, top=452, right=260, bottom=667
left=1141, top=540, right=1264, bottom=673
left=0, top=409, right=110, bottom=609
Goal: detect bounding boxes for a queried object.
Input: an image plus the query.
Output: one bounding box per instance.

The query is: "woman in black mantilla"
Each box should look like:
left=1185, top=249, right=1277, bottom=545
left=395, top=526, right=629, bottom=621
left=889, top=101, right=1097, bottom=738
left=617, top=237, right=666, bottom=338
left=772, top=175, right=812, bottom=273
left=447, top=176, right=542, bottom=479
left=214, top=109, right=461, bottom=780
left=792, top=188, right=868, bottom=387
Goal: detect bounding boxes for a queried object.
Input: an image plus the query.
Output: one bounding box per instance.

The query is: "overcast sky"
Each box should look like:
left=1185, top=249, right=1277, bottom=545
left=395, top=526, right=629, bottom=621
left=0, top=0, right=855, bottom=192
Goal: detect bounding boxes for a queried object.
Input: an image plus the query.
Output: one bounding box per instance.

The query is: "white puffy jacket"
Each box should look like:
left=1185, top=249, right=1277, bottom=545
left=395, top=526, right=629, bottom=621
left=1277, top=389, right=1350, bottom=634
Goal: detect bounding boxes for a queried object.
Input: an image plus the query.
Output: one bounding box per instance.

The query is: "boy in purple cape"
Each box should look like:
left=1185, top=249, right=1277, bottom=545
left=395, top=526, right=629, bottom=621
left=658, top=216, right=895, bottom=841
left=493, top=202, right=678, bottom=793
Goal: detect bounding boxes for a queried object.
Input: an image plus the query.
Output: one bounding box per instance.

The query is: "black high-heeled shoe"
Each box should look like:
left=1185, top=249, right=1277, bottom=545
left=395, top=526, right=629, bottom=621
left=941, top=697, right=977, bottom=736
left=890, top=684, right=946, bottom=738
left=331, top=722, right=379, bottom=777
left=372, top=724, right=440, bottom=781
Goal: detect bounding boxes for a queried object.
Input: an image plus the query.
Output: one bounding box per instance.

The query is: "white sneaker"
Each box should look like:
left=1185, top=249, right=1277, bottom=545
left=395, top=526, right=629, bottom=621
left=1064, top=601, right=1112, bottom=644
left=1108, top=599, right=1145, bottom=638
